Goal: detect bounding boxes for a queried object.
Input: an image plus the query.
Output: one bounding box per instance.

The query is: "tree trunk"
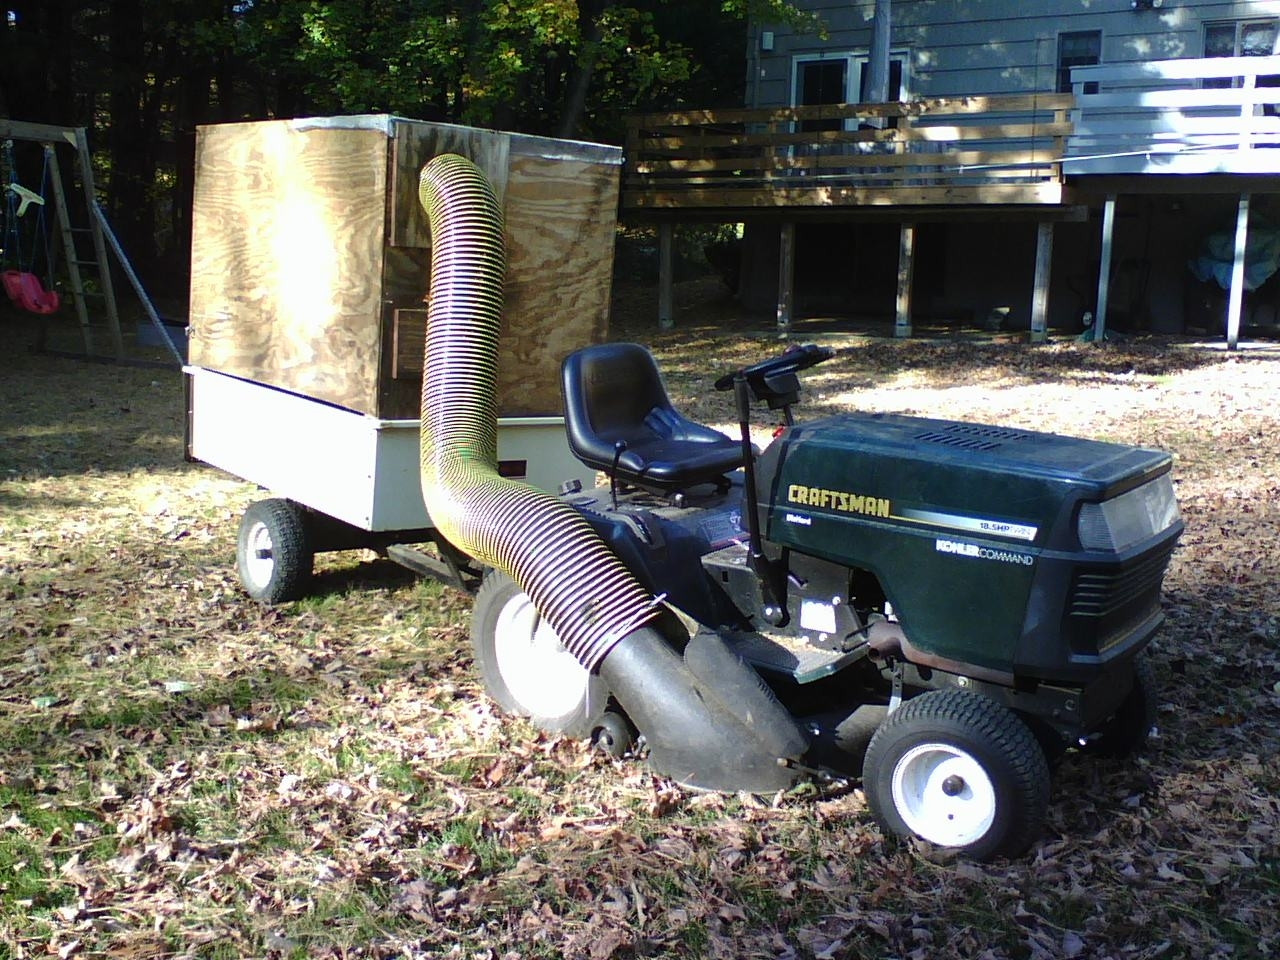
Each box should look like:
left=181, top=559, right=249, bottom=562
left=558, top=4, right=614, bottom=141
left=107, top=0, right=157, bottom=280
left=866, top=0, right=892, bottom=104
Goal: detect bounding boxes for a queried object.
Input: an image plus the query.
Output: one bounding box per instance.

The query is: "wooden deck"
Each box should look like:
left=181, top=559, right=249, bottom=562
left=622, top=55, right=1280, bottom=350
left=623, top=93, right=1074, bottom=216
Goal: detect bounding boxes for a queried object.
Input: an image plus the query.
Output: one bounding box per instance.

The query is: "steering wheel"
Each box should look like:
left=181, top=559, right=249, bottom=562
left=713, top=343, right=834, bottom=392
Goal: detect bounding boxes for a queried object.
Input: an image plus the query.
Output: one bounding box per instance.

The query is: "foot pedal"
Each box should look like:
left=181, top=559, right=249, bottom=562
left=715, top=628, right=863, bottom=685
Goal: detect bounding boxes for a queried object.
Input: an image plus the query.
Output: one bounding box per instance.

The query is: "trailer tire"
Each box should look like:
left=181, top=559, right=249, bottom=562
left=863, top=690, right=1049, bottom=860
left=236, top=498, right=314, bottom=604
left=1082, top=657, right=1158, bottom=759
left=470, top=570, right=603, bottom=739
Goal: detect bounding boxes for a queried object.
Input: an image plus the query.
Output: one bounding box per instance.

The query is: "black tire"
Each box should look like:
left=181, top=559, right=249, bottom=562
left=236, top=498, right=314, bottom=604
left=591, top=711, right=636, bottom=758
left=1081, top=657, right=1158, bottom=759
left=862, top=689, right=1050, bottom=860
left=469, top=570, right=604, bottom=738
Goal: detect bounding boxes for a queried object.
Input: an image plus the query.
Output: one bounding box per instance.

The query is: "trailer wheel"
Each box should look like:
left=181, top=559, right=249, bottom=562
left=470, top=570, right=602, bottom=739
left=236, top=498, right=314, bottom=604
left=1081, top=657, right=1158, bottom=759
left=863, top=690, right=1049, bottom=860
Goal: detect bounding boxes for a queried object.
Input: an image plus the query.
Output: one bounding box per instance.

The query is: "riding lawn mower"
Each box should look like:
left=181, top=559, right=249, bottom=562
left=417, top=156, right=1183, bottom=861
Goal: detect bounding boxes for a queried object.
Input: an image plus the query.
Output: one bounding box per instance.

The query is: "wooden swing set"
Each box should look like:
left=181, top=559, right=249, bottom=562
left=1, top=119, right=182, bottom=364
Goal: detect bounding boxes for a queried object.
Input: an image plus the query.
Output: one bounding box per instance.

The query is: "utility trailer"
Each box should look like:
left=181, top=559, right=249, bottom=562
left=183, top=115, right=620, bottom=600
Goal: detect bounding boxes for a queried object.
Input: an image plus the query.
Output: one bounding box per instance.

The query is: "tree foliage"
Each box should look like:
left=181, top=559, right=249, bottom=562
left=1, top=1, right=803, bottom=293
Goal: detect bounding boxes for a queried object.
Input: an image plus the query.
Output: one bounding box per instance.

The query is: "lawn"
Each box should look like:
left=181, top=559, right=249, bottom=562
left=2, top=288, right=1278, bottom=959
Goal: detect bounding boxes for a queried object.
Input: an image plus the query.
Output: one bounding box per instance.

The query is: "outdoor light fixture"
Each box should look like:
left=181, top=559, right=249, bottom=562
left=1131, top=0, right=1163, bottom=9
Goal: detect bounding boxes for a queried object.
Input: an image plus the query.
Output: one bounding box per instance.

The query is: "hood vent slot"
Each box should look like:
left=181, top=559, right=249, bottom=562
left=915, top=422, right=1030, bottom=452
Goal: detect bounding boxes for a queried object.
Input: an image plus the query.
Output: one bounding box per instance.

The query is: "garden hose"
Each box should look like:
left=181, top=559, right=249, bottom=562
left=417, top=154, right=806, bottom=791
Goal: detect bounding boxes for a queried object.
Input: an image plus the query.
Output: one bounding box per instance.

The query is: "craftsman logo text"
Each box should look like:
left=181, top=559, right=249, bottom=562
left=787, top=485, right=891, bottom=518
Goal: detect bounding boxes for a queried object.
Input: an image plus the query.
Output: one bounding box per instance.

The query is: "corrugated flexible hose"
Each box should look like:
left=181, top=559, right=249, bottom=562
left=416, top=154, right=660, bottom=669
left=417, top=154, right=806, bottom=791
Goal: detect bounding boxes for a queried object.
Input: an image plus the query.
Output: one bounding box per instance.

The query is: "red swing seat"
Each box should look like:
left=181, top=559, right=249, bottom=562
left=2, top=269, right=60, bottom=314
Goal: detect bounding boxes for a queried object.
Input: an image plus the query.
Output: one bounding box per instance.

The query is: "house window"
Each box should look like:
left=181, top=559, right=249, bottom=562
left=793, top=51, right=907, bottom=131
left=1057, top=31, right=1101, bottom=94
left=857, top=57, right=904, bottom=103
left=796, top=59, right=849, bottom=131
left=1204, top=20, right=1278, bottom=88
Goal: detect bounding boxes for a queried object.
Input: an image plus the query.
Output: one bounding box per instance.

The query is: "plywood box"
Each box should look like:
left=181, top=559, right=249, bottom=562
left=188, top=115, right=622, bottom=419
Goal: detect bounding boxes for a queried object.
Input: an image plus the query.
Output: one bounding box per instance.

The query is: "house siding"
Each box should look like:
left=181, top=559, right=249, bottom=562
left=754, top=1, right=1280, bottom=107
left=734, top=1, right=1280, bottom=334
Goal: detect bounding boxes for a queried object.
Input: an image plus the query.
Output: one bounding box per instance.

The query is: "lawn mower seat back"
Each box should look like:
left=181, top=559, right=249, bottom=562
left=562, top=343, right=744, bottom=492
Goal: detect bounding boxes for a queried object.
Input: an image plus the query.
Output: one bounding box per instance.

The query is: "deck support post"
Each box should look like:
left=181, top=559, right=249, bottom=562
left=658, top=222, right=674, bottom=330
left=777, top=221, right=795, bottom=334
left=1030, top=221, right=1053, bottom=343
left=1227, top=193, right=1250, bottom=351
left=895, top=222, right=915, bottom=338
left=1094, top=194, right=1117, bottom=343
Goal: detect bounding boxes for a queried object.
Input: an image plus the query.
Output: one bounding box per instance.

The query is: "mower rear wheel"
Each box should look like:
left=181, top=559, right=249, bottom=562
left=236, top=498, right=314, bottom=604
left=470, top=571, right=603, bottom=739
left=863, top=690, right=1050, bottom=860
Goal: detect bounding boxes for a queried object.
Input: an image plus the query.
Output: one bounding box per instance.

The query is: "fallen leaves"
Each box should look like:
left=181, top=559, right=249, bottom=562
left=3, top=304, right=1280, bottom=957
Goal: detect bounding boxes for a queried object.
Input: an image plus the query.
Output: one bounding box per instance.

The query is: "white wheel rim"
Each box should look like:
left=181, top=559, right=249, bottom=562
left=243, top=520, right=276, bottom=590
left=891, top=742, right=997, bottom=847
left=492, top=591, right=589, bottom=720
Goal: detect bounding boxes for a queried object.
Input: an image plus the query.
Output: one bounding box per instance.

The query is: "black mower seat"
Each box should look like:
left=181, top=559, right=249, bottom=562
left=562, top=342, right=744, bottom=491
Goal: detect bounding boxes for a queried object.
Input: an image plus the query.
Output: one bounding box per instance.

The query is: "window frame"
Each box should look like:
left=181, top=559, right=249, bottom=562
left=1057, top=29, right=1102, bottom=95
left=790, top=49, right=909, bottom=132
left=1204, top=18, right=1279, bottom=89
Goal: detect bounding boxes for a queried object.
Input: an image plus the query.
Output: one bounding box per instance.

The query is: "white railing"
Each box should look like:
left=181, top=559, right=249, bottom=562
left=1067, top=55, right=1280, bottom=175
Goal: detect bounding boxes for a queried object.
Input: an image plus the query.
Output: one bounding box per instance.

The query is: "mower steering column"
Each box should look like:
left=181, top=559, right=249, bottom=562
left=735, top=374, right=789, bottom=628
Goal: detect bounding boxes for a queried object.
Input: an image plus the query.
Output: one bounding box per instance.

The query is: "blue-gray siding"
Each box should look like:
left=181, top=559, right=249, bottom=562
left=752, top=1, right=1280, bottom=106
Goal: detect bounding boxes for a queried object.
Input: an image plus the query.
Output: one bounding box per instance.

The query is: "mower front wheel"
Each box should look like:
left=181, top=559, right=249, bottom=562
left=863, top=689, right=1050, bottom=860
left=470, top=571, right=604, bottom=739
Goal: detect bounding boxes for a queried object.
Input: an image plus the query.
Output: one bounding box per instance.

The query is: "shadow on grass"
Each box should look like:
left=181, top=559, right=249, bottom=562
left=305, top=555, right=431, bottom=601
left=0, top=485, right=84, bottom=514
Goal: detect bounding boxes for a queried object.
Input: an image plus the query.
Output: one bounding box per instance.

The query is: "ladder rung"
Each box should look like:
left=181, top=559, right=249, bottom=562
left=71, top=259, right=101, bottom=267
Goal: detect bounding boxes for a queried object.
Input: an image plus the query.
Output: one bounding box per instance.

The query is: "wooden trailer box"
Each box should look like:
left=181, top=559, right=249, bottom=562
left=188, top=115, right=622, bottom=419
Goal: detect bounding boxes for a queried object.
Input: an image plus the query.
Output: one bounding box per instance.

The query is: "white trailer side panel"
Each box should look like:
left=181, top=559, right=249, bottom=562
left=187, top=366, right=591, bottom=532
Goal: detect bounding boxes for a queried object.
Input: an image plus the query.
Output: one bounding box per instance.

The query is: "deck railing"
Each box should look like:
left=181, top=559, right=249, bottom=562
left=622, top=93, right=1074, bottom=212
left=1067, top=55, right=1280, bottom=175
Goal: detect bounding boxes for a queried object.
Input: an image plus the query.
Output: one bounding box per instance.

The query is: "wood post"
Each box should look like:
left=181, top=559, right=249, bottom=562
left=658, top=222, right=674, bottom=330
left=1240, top=70, right=1256, bottom=151
left=777, top=222, right=795, bottom=333
left=1030, top=221, right=1053, bottom=343
left=43, top=144, right=92, bottom=354
left=1227, top=192, right=1249, bottom=351
left=895, top=222, right=914, bottom=338
left=74, top=128, right=124, bottom=359
left=1094, top=194, right=1117, bottom=343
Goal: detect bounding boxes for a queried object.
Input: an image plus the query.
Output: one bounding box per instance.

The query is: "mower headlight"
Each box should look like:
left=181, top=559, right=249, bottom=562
left=1077, top=474, right=1180, bottom=552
